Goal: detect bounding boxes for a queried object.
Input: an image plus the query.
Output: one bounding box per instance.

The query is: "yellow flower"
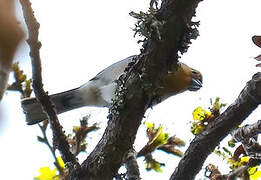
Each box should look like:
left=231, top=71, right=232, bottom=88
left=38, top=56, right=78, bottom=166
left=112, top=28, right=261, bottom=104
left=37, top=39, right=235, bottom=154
left=228, top=156, right=254, bottom=171
left=250, top=169, right=261, bottom=180
left=57, top=156, right=65, bottom=169
left=248, top=164, right=261, bottom=180
left=240, top=156, right=250, bottom=164
left=193, top=107, right=211, bottom=121
left=34, top=167, right=59, bottom=180
left=249, top=166, right=258, bottom=175
left=146, top=121, right=154, bottom=129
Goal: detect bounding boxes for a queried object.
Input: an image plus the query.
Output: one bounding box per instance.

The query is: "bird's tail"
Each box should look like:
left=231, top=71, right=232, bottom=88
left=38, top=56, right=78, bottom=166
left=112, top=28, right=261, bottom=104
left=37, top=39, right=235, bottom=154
left=21, top=88, right=85, bottom=125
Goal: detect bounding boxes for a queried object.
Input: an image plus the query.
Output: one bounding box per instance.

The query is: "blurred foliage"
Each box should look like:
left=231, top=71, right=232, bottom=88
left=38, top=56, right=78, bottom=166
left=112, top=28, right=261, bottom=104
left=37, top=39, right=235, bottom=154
left=0, top=0, right=25, bottom=101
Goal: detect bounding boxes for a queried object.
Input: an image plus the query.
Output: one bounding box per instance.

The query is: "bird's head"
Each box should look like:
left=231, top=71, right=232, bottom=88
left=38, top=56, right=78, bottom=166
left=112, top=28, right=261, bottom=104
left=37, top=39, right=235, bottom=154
left=160, top=62, right=203, bottom=100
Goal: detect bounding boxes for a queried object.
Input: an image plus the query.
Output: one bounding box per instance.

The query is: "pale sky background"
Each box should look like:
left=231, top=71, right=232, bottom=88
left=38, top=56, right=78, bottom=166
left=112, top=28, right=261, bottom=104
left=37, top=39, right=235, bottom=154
left=0, top=0, right=261, bottom=179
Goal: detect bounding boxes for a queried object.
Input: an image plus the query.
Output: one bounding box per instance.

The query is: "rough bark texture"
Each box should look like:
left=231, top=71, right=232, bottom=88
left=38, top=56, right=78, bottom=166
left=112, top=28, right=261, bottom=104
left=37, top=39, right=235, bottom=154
left=170, top=73, right=261, bottom=180
left=124, top=149, right=141, bottom=180
left=75, top=0, right=202, bottom=179
left=231, top=120, right=261, bottom=156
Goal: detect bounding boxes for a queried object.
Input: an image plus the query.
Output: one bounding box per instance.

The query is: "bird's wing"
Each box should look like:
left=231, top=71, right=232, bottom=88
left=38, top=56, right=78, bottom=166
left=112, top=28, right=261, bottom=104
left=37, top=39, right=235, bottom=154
left=90, top=55, right=135, bottom=84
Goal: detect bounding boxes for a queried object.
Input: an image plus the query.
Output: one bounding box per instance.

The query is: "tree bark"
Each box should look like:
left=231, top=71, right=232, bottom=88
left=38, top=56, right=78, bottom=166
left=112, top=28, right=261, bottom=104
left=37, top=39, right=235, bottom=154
left=75, top=0, right=203, bottom=179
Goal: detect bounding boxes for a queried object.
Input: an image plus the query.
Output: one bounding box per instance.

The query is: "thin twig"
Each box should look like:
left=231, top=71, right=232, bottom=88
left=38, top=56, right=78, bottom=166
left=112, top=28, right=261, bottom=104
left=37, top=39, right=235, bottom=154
left=19, top=0, right=78, bottom=165
left=38, top=123, right=63, bottom=175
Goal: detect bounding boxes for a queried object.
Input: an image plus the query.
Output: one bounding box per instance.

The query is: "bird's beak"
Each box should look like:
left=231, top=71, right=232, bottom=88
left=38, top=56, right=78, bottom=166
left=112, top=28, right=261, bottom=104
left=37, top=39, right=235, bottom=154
left=189, top=78, right=202, bottom=91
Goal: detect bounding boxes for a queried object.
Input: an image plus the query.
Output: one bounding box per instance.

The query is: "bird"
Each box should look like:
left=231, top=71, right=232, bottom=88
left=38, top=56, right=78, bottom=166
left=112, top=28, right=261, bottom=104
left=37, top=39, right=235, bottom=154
left=21, top=55, right=203, bottom=125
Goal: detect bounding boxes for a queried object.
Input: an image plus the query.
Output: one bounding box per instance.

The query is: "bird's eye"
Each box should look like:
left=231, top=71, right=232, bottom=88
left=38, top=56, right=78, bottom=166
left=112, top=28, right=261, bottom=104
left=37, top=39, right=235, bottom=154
left=191, top=69, right=202, bottom=83
left=191, top=69, right=198, bottom=74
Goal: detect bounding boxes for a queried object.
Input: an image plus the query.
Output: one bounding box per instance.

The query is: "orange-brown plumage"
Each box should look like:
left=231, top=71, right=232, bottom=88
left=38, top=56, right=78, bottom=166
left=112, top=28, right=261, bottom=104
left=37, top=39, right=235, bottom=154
left=160, top=62, right=202, bottom=101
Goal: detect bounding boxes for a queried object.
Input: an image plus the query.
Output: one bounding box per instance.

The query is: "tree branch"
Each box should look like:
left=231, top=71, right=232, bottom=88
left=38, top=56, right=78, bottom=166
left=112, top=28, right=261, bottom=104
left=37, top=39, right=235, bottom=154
left=124, top=149, right=141, bottom=180
left=232, top=120, right=261, bottom=141
left=170, top=72, right=261, bottom=180
left=76, top=0, right=202, bottom=179
left=19, top=0, right=78, bottom=165
left=231, top=120, right=261, bottom=157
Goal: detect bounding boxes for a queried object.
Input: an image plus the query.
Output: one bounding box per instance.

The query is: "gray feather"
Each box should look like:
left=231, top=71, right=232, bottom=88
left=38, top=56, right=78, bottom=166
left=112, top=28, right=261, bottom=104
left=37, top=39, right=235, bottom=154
left=21, top=55, right=135, bottom=125
left=90, top=55, right=134, bottom=84
left=22, top=88, right=84, bottom=125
